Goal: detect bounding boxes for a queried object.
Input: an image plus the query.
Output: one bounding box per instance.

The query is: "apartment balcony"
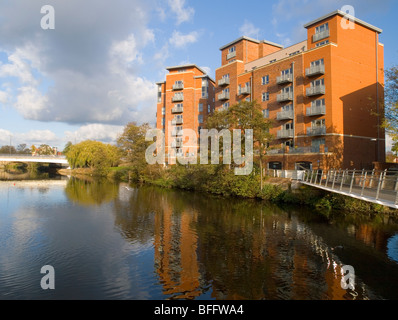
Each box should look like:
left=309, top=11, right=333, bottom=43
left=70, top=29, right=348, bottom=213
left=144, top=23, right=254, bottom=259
left=306, top=85, right=325, bottom=96
left=276, top=73, right=293, bottom=84
left=172, top=83, right=184, bottom=90
left=171, top=105, right=183, bottom=114
left=239, top=85, right=251, bottom=95
left=306, top=105, right=326, bottom=116
left=172, top=95, right=184, bottom=102
left=305, top=64, right=325, bottom=77
left=277, top=129, right=294, bottom=139
left=171, top=140, right=183, bottom=148
left=313, top=29, right=330, bottom=42
left=227, top=51, right=236, bottom=60
left=307, top=126, right=327, bottom=136
left=171, top=118, right=183, bottom=125
left=276, top=92, right=293, bottom=102
left=276, top=110, right=294, bottom=120
left=218, top=77, right=230, bottom=86
left=171, top=129, right=184, bottom=136
left=218, top=92, right=230, bottom=100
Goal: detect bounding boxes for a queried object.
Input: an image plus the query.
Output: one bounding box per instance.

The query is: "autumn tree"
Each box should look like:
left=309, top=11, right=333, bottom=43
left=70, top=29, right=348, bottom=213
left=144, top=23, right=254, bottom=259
left=206, top=100, right=273, bottom=189
left=117, top=122, right=152, bottom=180
left=383, top=65, right=398, bottom=140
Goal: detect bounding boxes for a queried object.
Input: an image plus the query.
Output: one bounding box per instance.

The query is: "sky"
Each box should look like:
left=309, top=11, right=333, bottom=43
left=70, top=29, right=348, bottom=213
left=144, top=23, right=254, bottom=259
left=0, top=0, right=397, bottom=151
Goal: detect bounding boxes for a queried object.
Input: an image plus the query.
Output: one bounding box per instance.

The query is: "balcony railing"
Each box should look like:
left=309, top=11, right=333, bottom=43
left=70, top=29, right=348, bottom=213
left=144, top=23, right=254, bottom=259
left=305, top=64, right=325, bottom=77
left=276, top=73, right=293, bottom=84
left=277, top=129, right=294, bottom=139
left=171, top=105, right=183, bottom=114
left=307, top=126, right=326, bottom=136
left=171, top=118, right=183, bottom=125
left=218, top=77, right=230, bottom=86
left=313, top=29, right=330, bottom=42
left=227, top=51, right=236, bottom=60
left=306, top=105, right=326, bottom=116
left=306, top=85, right=325, bottom=96
left=218, top=92, right=230, bottom=100
left=239, top=85, right=250, bottom=95
left=172, top=83, right=184, bottom=90
left=172, top=95, right=184, bottom=102
left=276, top=110, right=294, bottom=120
left=277, top=92, right=293, bottom=102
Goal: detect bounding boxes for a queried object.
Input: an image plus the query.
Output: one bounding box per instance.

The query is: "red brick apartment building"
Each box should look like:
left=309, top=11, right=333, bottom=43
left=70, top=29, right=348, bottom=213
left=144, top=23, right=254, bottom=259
left=157, top=10, right=385, bottom=170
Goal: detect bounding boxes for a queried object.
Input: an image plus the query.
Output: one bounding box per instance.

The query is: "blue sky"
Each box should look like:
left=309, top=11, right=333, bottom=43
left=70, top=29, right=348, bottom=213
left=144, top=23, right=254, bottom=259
left=0, top=0, right=397, bottom=151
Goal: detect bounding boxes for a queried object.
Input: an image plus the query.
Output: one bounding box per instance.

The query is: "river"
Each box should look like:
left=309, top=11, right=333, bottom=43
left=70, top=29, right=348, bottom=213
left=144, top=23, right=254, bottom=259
left=1, top=173, right=398, bottom=300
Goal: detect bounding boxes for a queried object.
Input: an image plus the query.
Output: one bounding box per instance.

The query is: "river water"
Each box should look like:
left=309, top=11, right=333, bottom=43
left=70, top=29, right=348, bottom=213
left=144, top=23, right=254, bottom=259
left=1, top=174, right=398, bottom=300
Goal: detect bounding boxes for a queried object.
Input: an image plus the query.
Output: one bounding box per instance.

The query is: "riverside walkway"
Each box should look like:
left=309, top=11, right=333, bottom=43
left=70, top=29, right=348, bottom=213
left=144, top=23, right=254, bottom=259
left=301, top=169, right=398, bottom=210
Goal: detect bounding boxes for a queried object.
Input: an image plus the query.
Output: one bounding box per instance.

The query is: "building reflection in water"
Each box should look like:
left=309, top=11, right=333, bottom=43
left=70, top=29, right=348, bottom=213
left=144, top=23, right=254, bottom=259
left=112, top=184, right=398, bottom=300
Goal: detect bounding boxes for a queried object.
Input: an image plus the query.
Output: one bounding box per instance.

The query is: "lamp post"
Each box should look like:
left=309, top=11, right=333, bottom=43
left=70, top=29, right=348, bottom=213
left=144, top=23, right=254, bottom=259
left=371, top=138, right=377, bottom=165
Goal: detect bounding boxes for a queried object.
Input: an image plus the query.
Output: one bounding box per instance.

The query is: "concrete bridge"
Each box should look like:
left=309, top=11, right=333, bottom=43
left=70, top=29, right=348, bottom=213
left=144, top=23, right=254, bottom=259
left=0, top=154, right=69, bottom=166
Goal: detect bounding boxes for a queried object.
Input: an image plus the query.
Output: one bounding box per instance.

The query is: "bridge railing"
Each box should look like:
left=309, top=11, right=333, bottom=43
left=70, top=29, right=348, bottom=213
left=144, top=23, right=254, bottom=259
left=303, top=168, right=398, bottom=205
left=0, top=154, right=66, bottom=159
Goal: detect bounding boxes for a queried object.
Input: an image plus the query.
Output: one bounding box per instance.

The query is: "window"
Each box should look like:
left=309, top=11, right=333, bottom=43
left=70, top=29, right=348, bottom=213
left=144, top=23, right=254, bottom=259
left=198, top=103, right=203, bottom=112
left=178, top=68, right=186, bottom=73
left=311, top=79, right=324, bottom=87
left=312, top=119, right=325, bottom=128
left=282, top=104, right=293, bottom=112
left=289, top=51, right=300, bottom=56
left=261, top=75, right=269, bottom=85
left=282, top=86, right=293, bottom=94
left=175, top=80, right=183, bottom=86
left=311, top=58, right=324, bottom=67
left=316, top=40, right=329, bottom=47
left=282, top=68, right=292, bottom=76
left=222, top=74, right=230, bottom=79
left=284, top=122, right=294, bottom=130
left=312, top=98, right=325, bottom=107
left=245, top=97, right=250, bottom=102
left=208, top=105, right=211, bottom=113
left=228, top=46, right=236, bottom=54
left=161, top=117, right=165, bottom=126
left=161, top=107, right=165, bottom=115
left=262, top=109, right=269, bottom=118
left=315, top=23, right=329, bottom=34
left=157, top=85, right=162, bottom=102
left=198, top=115, right=203, bottom=123
left=202, top=79, right=208, bottom=98
left=223, top=102, right=229, bottom=110
left=262, top=92, right=269, bottom=102
left=285, top=140, right=294, bottom=147
left=270, top=59, right=276, bottom=63
left=175, top=114, right=183, bottom=120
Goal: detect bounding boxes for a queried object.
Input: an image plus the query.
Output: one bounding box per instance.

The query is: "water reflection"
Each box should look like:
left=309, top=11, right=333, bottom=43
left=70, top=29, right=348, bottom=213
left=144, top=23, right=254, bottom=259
left=112, top=184, right=398, bottom=300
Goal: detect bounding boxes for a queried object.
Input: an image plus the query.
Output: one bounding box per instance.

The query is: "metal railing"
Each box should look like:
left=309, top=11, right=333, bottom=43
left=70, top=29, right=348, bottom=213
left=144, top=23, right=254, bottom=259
left=306, top=85, right=325, bottom=96
left=218, top=77, right=230, bottom=86
left=305, top=64, right=325, bottom=77
left=277, top=92, right=294, bottom=102
left=302, top=168, right=398, bottom=208
left=276, top=73, right=293, bottom=84
left=277, top=110, right=294, bottom=120
left=306, top=104, right=326, bottom=116
left=313, top=29, right=330, bottom=42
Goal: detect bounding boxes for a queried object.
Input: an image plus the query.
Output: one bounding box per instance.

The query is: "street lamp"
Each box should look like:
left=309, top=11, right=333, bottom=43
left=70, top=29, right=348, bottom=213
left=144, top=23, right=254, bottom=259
left=371, top=138, right=377, bottom=164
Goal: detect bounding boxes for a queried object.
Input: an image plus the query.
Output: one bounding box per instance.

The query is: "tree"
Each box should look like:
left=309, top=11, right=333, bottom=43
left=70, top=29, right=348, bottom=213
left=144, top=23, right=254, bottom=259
left=0, top=145, right=17, bottom=154
left=206, top=100, right=273, bottom=189
left=37, top=144, right=54, bottom=155
left=16, top=144, right=30, bottom=154
left=383, top=65, right=398, bottom=140
left=63, top=141, right=73, bottom=155
left=117, top=122, right=152, bottom=180
left=64, top=140, right=120, bottom=170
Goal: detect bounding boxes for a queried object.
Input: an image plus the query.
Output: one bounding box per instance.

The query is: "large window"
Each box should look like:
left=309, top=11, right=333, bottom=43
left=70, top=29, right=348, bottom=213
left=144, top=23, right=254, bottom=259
left=198, top=115, right=203, bottom=123
left=311, top=58, right=324, bottom=67
left=262, top=92, right=269, bottom=102
left=198, top=103, right=203, bottom=112
left=315, top=23, right=329, bottom=34
left=261, top=75, right=269, bottom=85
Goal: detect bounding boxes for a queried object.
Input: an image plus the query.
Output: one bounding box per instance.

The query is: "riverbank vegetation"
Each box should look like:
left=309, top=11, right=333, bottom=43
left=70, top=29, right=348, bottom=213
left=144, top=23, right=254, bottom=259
left=59, top=101, right=397, bottom=215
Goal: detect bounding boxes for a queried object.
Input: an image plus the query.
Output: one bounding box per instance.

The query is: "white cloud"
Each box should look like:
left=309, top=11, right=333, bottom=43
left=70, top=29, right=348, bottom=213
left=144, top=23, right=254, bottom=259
left=200, top=66, right=211, bottom=76
left=0, top=0, right=158, bottom=126
left=0, top=90, right=9, bottom=104
left=169, top=30, right=199, bottom=48
left=239, top=20, right=260, bottom=39
left=167, top=0, right=195, bottom=25
left=64, top=124, right=124, bottom=144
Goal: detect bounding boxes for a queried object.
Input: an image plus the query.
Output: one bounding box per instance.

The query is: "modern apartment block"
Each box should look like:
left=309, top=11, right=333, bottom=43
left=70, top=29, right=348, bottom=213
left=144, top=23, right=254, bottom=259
left=156, top=65, right=215, bottom=162
left=156, top=10, right=385, bottom=170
